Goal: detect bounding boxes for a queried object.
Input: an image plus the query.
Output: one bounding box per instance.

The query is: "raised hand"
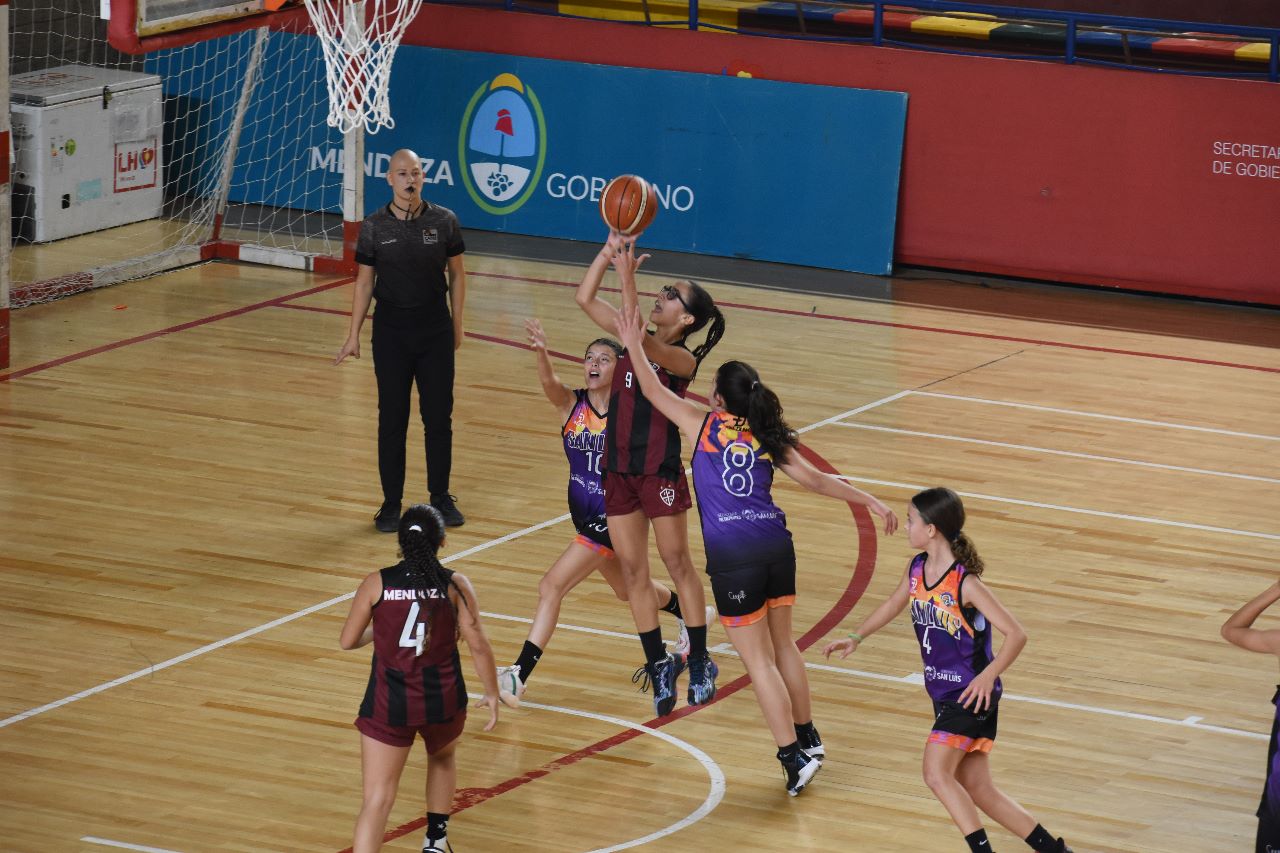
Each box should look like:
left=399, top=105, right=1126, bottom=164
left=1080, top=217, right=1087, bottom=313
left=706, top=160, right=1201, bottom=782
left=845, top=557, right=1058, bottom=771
left=525, top=317, right=548, bottom=350
left=609, top=233, right=651, bottom=281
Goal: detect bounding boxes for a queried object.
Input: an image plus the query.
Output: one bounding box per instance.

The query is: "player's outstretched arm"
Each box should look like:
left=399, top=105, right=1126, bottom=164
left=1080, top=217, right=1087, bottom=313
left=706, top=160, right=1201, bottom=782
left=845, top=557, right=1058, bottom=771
left=776, top=451, right=898, bottom=535
left=615, top=303, right=704, bottom=444
left=452, top=572, right=500, bottom=731
left=607, top=231, right=649, bottom=319
left=576, top=231, right=627, bottom=334
left=1223, top=581, right=1280, bottom=654
left=525, top=318, right=574, bottom=419
left=822, top=568, right=911, bottom=659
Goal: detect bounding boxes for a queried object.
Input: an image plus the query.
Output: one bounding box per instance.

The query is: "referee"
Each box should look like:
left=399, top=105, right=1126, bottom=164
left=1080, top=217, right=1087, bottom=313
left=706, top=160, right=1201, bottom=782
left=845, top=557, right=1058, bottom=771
left=335, top=148, right=467, bottom=531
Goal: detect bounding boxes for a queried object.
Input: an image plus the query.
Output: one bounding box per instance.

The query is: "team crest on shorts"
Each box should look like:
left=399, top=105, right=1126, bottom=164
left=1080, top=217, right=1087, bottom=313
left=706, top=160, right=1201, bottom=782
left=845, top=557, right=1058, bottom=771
left=659, top=486, right=676, bottom=506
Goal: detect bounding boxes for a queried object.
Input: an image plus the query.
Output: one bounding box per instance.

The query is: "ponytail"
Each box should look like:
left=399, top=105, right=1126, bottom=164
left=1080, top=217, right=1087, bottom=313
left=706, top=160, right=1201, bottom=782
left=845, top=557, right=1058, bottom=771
left=398, top=504, right=467, bottom=635
left=679, top=281, right=726, bottom=373
left=950, top=531, right=985, bottom=576
left=716, top=360, right=798, bottom=463
left=689, top=305, right=726, bottom=371
left=911, top=487, right=985, bottom=576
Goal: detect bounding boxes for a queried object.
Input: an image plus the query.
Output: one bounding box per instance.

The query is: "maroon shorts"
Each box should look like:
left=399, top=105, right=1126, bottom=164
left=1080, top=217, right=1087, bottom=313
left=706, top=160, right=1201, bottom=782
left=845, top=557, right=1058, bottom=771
left=355, top=711, right=466, bottom=753
left=604, top=471, right=692, bottom=518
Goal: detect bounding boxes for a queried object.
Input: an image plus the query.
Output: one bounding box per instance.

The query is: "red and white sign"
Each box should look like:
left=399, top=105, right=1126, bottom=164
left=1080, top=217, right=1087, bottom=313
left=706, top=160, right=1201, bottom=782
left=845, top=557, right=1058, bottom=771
left=114, top=138, right=158, bottom=192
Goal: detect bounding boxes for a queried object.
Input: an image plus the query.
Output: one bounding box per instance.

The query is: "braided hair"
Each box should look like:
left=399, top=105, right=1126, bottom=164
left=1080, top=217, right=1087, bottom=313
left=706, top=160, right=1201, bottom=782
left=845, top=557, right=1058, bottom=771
left=714, top=360, right=798, bottom=464
left=398, top=504, right=467, bottom=632
left=678, top=281, right=726, bottom=373
left=911, top=487, right=985, bottom=576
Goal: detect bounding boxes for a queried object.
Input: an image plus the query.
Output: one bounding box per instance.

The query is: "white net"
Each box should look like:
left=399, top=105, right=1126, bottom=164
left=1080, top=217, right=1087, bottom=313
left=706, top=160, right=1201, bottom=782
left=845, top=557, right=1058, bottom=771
left=8, top=0, right=349, bottom=307
left=303, top=0, right=421, bottom=134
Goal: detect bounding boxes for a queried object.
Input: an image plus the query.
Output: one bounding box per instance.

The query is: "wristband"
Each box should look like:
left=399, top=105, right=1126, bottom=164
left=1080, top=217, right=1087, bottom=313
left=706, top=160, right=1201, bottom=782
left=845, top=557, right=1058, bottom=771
left=847, top=632, right=863, bottom=643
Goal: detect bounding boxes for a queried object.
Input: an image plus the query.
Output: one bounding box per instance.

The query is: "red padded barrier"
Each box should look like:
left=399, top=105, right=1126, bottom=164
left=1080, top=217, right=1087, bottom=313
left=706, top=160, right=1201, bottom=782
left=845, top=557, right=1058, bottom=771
left=404, top=6, right=1280, bottom=304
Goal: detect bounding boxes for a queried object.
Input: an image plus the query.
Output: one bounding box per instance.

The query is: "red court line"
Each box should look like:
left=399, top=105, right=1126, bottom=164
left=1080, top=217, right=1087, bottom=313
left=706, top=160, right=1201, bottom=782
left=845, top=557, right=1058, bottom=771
left=344, top=443, right=878, bottom=852
left=467, top=270, right=1280, bottom=375
left=276, top=302, right=586, bottom=363
left=0, top=278, right=354, bottom=383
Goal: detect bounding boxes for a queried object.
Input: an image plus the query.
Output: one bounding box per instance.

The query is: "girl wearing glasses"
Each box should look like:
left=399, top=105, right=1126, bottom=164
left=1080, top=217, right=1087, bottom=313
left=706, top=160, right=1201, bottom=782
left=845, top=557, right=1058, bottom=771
left=491, top=319, right=697, bottom=708
left=616, top=303, right=898, bottom=794
left=576, top=229, right=726, bottom=717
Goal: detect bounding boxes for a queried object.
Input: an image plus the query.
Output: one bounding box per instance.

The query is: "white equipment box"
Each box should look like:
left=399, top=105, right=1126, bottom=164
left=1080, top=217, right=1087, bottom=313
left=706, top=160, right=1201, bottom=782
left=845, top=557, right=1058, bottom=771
left=10, top=64, right=164, bottom=243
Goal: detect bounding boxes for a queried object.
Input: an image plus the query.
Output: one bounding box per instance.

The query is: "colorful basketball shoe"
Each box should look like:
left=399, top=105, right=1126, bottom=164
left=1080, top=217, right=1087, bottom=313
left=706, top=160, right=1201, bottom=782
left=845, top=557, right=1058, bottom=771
left=687, top=651, right=718, bottom=706
left=672, top=606, right=718, bottom=657
left=632, top=652, right=685, bottom=717
left=496, top=665, right=525, bottom=709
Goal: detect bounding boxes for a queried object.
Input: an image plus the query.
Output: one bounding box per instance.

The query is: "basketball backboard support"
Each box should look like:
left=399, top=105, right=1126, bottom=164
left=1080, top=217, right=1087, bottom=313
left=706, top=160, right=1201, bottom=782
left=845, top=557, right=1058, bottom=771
left=106, top=0, right=307, bottom=53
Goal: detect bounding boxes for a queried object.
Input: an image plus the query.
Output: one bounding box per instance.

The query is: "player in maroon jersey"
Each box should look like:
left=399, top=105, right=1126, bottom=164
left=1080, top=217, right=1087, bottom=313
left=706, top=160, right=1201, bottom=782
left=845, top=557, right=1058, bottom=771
left=340, top=504, right=500, bottom=853
left=493, top=319, right=700, bottom=709
left=576, top=229, right=726, bottom=716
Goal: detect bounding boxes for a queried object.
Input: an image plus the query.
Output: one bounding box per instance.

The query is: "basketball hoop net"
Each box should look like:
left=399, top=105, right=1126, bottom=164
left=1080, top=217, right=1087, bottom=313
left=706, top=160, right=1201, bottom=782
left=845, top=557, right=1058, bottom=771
left=303, top=0, right=421, bottom=134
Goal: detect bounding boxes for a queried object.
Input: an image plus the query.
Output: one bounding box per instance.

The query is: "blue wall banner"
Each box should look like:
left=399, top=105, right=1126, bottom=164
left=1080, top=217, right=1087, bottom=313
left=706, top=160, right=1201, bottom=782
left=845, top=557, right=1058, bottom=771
left=171, top=42, right=908, bottom=275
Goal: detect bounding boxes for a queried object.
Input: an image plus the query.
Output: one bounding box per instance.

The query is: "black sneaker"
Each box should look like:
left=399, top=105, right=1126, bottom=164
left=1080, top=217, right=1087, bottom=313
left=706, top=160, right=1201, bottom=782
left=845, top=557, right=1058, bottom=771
left=431, top=493, right=465, bottom=527
left=797, top=722, right=825, bottom=760
left=686, top=652, right=718, bottom=706
left=423, top=839, right=453, bottom=853
left=632, top=652, right=685, bottom=717
left=1053, top=841, right=1073, bottom=853
left=374, top=502, right=401, bottom=533
left=779, top=748, right=821, bottom=797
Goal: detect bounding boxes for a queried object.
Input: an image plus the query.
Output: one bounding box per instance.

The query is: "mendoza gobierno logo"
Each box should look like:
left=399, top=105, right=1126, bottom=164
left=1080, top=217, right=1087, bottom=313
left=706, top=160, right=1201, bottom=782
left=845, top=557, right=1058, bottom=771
left=459, top=73, right=546, bottom=215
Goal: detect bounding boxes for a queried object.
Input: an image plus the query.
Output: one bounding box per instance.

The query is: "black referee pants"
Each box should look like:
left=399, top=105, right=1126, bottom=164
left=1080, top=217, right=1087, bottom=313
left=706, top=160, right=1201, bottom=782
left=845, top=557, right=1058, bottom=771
left=371, top=312, right=454, bottom=505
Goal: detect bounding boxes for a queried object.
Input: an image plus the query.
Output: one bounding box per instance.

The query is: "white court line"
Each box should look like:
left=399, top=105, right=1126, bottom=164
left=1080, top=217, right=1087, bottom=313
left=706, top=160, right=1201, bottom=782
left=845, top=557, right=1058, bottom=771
left=832, top=474, right=1280, bottom=541
left=6, top=387, right=1266, bottom=754
left=832, top=422, right=1280, bottom=484
left=82, top=838, right=183, bottom=853
left=796, top=389, right=912, bottom=434
left=713, top=645, right=1267, bottom=742
left=483, top=612, right=635, bottom=642
left=909, top=390, right=1280, bottom=441
left=0, top=512, right=571, bottom=730
left=477, top=695, right=726, bottom=853
left=0, top=394, right=913, bottom=731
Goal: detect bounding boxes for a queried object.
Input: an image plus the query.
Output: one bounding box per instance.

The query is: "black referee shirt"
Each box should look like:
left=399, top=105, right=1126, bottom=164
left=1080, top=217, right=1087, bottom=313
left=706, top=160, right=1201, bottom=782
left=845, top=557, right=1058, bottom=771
left=355, top=202, right=466, bottom=323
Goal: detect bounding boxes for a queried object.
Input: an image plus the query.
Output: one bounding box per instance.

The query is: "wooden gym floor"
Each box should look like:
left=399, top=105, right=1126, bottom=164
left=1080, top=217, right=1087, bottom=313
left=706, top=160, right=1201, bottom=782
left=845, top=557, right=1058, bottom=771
left=1, top=234, right=1278, bottom=852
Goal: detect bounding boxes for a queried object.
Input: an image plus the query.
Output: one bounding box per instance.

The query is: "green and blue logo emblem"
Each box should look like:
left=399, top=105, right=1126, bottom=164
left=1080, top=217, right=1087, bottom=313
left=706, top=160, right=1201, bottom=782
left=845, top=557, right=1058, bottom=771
left=459, top=73, right=546, bottom=215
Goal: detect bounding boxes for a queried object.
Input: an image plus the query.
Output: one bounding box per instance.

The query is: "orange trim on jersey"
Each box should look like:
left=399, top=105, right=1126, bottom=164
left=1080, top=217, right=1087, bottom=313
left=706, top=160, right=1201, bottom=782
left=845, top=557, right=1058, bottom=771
left=767, top=595, right=796, bottom=609
left=697, top=413, right=720, bottom=453
left=927, top=731, right=995, bottom=753
left=573, top=534, right=614, bottom=559
left=720, top=604, right=768, bottom=627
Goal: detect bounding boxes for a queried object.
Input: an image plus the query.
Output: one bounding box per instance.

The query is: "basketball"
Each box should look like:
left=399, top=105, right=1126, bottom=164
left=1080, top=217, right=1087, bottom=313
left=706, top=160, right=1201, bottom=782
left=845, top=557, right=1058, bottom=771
left=599, top=174, right=658, bottom=236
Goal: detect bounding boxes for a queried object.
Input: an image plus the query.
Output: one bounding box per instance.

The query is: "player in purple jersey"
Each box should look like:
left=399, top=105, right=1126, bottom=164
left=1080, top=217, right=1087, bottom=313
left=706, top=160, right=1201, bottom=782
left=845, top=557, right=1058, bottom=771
left=1221, top=579, right=1280, bottom=852
left=340, top=504, right=500, bottom=853
left=825, top=488, right=1072, bottom=853
left=618, top=305, right=897, bottom=795
left=577, top=230, right=727, bottom=717
left=493, top=320, right=697, bottom=708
